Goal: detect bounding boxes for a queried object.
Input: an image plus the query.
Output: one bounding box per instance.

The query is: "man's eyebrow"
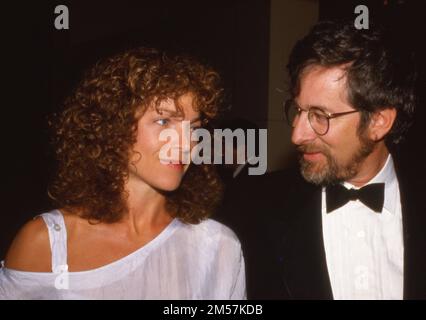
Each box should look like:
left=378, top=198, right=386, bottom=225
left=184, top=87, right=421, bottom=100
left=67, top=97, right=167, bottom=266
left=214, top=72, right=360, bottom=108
left=294, top=99, right=331, bottom=113
left=309, top=104, right=332, bottom=113
left=295, top=101, right=330, bottom=113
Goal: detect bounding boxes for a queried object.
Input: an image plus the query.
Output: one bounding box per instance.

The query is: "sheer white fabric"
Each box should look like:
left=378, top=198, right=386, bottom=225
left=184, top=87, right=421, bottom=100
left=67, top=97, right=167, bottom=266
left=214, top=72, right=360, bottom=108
left=0, top=210, right=246, bottom=300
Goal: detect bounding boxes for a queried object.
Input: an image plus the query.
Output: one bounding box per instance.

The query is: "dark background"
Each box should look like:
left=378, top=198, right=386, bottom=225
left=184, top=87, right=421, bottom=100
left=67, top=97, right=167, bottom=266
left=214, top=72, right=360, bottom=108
left=1, top=0, right=425, bottom=259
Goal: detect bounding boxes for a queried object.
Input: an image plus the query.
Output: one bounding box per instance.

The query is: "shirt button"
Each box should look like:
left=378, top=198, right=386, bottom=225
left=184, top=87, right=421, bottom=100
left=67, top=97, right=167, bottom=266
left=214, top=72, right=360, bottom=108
left=357, top=230, right=365, bottom=238
left=54, top=223, right=61, bottom=231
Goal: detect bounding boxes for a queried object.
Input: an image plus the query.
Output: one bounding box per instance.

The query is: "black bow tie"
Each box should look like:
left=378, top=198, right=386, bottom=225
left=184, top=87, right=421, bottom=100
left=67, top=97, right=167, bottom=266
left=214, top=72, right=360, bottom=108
left=326, top=183, right=385, bottom=213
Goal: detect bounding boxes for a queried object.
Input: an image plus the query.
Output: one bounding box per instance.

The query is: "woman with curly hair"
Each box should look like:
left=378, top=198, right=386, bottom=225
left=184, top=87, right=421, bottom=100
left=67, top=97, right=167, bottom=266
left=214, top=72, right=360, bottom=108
left=0, top=47, right=246, bottom=299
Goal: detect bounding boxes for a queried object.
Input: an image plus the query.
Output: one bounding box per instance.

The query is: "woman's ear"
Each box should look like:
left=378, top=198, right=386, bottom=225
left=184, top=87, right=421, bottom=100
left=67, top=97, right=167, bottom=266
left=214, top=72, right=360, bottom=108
left=367, top=107, right=397, bottom=141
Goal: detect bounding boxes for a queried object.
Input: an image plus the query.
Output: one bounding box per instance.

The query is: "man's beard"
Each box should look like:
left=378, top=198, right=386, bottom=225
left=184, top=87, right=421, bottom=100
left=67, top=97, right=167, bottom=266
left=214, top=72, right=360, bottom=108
left=298, top=133, right=375, bottom=186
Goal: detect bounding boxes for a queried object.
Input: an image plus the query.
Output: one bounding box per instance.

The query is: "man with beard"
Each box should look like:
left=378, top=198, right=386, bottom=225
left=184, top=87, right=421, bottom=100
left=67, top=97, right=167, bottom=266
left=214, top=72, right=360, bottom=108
left=223, top=20, right=425, bottom=299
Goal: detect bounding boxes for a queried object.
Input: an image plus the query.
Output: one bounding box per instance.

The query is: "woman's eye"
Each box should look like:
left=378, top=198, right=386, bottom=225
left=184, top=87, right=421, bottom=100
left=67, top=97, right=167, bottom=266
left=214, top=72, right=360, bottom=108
left=155, top=119, right=169, bottom=126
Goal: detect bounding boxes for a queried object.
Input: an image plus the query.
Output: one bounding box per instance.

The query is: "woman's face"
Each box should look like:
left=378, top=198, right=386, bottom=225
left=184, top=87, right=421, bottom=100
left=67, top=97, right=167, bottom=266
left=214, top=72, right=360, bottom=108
left=129, top=93, right=202, bottom=192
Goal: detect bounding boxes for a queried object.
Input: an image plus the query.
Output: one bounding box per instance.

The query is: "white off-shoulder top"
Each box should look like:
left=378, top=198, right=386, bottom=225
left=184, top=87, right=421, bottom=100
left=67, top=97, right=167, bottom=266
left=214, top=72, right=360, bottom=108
left=0, top=210, right=246, bottom=300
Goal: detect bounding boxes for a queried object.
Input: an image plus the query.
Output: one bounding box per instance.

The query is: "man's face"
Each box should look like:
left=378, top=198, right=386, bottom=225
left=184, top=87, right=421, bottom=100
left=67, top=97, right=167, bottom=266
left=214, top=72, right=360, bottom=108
left=291, top=65, right=375, bottom=185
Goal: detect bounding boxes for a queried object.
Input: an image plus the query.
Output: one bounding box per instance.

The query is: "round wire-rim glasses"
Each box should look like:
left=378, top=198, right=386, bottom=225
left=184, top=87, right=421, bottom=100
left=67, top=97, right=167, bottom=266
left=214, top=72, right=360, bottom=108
left=284, top=99, right=360, bottom=136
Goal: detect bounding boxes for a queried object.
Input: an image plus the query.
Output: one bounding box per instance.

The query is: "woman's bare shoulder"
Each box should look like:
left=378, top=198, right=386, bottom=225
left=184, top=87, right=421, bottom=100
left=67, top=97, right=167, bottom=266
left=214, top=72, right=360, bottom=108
left=4, top=216, right=51, bottom=272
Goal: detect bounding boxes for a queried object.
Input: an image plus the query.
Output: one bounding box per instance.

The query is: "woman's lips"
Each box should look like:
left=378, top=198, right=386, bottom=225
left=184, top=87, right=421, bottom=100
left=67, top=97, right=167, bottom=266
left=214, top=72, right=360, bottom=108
left=166, top=163, right=184, bottom=170
left=160, top=160, right=185, bottom=170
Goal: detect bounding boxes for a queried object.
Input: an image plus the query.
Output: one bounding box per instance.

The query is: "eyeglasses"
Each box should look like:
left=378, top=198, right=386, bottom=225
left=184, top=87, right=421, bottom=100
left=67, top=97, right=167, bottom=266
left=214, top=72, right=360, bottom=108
left=284, top=99, right=360, bottom=136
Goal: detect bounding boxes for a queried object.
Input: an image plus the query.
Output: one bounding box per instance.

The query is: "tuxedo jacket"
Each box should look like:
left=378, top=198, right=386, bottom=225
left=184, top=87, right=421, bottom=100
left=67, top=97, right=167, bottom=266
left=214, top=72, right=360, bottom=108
left=217, top=153, right=426, bottom=299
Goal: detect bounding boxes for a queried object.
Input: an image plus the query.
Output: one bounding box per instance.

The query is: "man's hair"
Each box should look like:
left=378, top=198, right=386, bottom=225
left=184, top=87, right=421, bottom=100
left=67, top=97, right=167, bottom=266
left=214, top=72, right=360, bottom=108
left=287, top=20, right=417, bottom=144
left=48, top=47, right=224, bottom=224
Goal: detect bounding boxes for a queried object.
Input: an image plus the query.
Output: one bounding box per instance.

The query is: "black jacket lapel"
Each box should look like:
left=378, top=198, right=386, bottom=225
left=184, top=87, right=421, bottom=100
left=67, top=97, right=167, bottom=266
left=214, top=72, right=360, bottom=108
left=276, top=183, right=333, bottom=299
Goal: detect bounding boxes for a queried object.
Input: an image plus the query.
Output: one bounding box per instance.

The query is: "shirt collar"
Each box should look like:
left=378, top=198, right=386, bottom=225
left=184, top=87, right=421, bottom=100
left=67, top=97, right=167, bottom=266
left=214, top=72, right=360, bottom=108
left=342, top=154, right=398, bottom=214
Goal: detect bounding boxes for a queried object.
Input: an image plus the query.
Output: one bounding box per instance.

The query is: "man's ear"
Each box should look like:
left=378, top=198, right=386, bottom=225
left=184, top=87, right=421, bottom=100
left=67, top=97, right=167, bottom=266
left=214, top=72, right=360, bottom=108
left=367, top=107, right=397, bottom=141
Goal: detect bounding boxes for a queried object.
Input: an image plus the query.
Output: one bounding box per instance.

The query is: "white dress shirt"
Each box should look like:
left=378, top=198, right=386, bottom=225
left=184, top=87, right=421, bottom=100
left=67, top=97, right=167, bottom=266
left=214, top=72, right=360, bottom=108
left=322, top=154, right=404, bottom=300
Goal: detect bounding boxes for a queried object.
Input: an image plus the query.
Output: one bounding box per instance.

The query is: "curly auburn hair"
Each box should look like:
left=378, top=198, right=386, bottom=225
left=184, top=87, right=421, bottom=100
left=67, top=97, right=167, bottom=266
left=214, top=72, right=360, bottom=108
left=287, top=20, right=418, bottom=145
left=48, top=47, right=224, bottom=224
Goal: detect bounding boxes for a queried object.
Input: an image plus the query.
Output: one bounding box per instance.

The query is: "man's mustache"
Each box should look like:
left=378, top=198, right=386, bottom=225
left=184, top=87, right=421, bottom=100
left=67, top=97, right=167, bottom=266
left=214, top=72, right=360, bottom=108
left=297, top=144, right=325, bottom=154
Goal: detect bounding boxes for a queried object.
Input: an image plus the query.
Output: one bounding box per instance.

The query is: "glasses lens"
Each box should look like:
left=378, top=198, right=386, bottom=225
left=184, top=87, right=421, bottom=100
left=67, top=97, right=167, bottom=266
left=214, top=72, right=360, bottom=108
left=308, top=108, right=329, bottom=135
left=284, top=100, right=299, bottom=127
